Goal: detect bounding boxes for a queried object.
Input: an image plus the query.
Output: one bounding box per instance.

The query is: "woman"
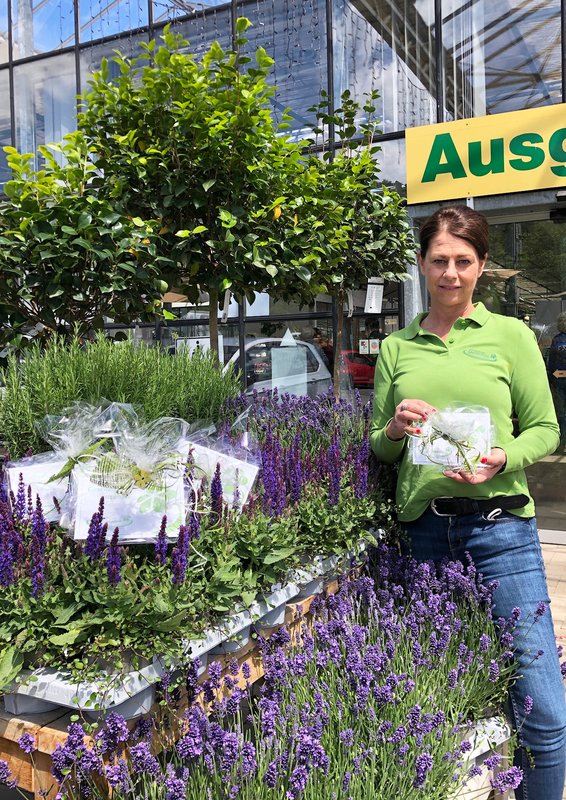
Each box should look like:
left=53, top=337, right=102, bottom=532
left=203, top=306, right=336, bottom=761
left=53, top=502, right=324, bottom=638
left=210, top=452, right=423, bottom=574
left=370, top=205, right=566, bottom=799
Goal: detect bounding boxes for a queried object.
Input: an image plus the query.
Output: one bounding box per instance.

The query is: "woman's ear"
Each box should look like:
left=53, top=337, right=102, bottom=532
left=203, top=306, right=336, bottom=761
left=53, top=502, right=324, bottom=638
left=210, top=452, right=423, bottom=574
left=418, top=251, right=425, bottom=275
left=478, top=253, right=487, bottom=277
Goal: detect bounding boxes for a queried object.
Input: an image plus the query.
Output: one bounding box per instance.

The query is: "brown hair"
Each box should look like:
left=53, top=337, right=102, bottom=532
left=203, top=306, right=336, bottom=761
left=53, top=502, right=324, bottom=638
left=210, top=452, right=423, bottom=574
left=419, top=205, right=489, bottom=260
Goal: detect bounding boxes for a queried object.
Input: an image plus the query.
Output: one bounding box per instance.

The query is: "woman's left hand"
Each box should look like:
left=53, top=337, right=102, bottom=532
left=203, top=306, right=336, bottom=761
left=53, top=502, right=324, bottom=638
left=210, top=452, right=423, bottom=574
left=444, top=447, right=507, bottom=484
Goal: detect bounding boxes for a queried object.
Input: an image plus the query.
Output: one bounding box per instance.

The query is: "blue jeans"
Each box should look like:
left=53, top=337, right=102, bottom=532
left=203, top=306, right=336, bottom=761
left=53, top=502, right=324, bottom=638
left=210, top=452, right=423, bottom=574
left=401, top=508, right=566, bottom=800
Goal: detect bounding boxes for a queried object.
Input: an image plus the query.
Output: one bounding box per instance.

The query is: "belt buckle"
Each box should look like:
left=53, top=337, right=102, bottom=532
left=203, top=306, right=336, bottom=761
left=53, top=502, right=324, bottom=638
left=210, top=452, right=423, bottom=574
left=430, top=497, right=455, bottom=517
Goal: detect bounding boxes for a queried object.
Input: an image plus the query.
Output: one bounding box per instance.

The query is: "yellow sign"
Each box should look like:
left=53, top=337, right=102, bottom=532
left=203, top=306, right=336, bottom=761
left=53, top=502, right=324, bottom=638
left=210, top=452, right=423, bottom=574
left=406, top=104, right=566, bottom=204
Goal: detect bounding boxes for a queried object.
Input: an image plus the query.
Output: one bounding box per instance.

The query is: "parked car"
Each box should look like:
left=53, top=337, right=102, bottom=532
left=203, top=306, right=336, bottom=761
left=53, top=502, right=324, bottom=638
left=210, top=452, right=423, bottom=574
left=341, top=350, right=376, bottom=387
left=225, top=338, right=333, bottom=397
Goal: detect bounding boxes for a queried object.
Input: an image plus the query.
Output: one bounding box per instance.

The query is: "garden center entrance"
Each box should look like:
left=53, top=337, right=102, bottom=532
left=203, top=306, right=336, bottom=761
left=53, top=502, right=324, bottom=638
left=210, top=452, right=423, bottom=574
left=410, top=206, right=566, bottom=540
left=482, top=216, right=566, bottom=540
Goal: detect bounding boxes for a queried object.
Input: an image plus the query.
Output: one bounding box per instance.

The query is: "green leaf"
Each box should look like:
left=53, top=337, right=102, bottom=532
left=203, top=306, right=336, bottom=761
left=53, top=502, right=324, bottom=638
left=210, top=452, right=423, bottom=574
left=264, top=546, right=296, bottom=564
left=53, top=601, right=87, bottom=627
left=202, top=179, right=216, bottom=192
left=153, top=610, right=187, bottom=632
left=50, top=629, right=85, bottom=647
left=0, top=646, right=24, bottom=690
left=235, top=16, right=251, bottom=32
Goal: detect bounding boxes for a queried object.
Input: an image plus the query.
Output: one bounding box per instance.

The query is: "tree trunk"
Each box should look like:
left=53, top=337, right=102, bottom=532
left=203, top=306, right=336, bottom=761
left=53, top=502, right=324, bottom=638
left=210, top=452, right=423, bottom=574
left=208, top=285, right=219, bottom=367
left=333, top=288, right=345, bottom=400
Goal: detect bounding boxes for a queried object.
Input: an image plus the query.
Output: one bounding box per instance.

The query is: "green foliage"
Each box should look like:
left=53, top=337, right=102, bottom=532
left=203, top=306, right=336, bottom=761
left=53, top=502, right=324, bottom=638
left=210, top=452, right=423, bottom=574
left=77, top=24, right=305, bottom=326
left=0, top=134, right=174, bottom=348
left=0, top=335, right=241, bottom=457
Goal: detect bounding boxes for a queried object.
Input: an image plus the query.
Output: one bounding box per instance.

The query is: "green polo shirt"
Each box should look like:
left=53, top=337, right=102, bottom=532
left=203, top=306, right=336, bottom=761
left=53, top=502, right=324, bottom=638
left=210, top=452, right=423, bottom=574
left=370, top=303, right=559, bottom=521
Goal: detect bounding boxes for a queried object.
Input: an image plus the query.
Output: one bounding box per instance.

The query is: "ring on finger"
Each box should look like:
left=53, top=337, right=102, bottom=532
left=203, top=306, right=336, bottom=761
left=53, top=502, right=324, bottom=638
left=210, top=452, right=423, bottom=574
left=400, top=403, right=407, bottom=412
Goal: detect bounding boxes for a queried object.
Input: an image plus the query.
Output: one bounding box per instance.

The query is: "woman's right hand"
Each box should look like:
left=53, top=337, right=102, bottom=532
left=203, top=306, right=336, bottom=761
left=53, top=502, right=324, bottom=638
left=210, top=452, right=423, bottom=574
left=385, top=399, right=437, bottom=441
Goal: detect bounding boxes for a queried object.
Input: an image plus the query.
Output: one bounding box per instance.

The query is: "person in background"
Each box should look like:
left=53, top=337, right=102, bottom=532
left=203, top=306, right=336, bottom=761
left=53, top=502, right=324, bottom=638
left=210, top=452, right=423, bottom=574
left=370, top=205, right=566, bottom=800
left=548, top=311, right=566, bottom=450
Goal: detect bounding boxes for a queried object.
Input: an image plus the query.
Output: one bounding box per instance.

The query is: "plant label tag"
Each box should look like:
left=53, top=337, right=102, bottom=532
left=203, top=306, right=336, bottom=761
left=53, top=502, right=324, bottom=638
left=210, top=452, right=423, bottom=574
left=411, top=410, right=491, bottom=470
left=7, top=460, right=68, bottom=522
left=180, top=441, right=259, bottom=510
left=73, top=466, right=186, bottom=542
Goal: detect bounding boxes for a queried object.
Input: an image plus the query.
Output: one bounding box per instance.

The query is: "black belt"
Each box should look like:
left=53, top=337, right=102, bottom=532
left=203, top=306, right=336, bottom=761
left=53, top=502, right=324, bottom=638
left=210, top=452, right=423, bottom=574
left=430, top=494, right=529, bottom=518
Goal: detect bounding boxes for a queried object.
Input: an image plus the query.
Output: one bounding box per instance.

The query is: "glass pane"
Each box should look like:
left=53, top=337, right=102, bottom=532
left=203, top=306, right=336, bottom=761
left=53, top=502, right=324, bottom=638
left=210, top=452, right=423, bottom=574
left=80, top=0, right=148, bottom=43
left=238, top=0, right=327, bottom=142
left=153, top=6, right=231, bottom=55
left=379, top=136, right=406, bottom=195
left=80, top=35, right=145, bottom=89
left=1, top=0, right=8, bottom=64
left=333, top=0, right=436, bottom=134
left=12, top=0, right=74, bottom=57
left=14, top=52, right=76, bottom=166
left=153, top=0, right=227, bottom=30
left=443, top=0, right=561, bottom=120
left=480, top=218, right=566, bottom=532
left=0, top=67, right=11, bottom=185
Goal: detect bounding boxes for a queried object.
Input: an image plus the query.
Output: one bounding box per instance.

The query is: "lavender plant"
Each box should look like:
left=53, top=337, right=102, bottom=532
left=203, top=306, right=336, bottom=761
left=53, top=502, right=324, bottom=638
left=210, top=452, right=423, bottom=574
left=5, top=545, right=546, bottom=800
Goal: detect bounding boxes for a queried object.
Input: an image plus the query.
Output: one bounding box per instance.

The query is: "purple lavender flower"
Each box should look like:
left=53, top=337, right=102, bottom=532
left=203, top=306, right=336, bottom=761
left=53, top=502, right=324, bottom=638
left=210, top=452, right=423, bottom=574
left=240, top=741, right=257, bottom=780
left=129, top=741, right=161, bottom=777
left=490, top=766, right=523, bottom=792
left=524, top=695, right=533, bottom=715
left=0, top=759, right=17, bottom=789
left=535, top=600, right=547, bottom=619
left=488, top=659, right=499, bottom=682
left=342, top=772, right=352, bottom=793
left=340, top=728, right=354, bottom=747
left=484, top=753, right=502, bottom=771
left=95, top=712, right=129, bottom=753
left=105, top=758, right=131, bottom=791
left=130, top=714, right=155, bottom=743
left=155, top=515, right=168, bottom=565
left=413, top=752, right=434, bottom=789
left=17, top=732, right=36, bottom=754
left=107, top=527, right=121, bottom=586
left=263, top=760, right=278, bottom=788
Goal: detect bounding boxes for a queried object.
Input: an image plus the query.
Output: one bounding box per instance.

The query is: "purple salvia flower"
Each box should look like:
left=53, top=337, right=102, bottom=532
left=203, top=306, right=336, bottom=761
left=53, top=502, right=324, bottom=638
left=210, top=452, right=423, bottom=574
left=172, top=524, right=188, bottom=585
left=84, top=498, right=105, bottom=560
left=233, top=468, right=241, bottom=511
left=155, top=515, right=168, bottom=565
left=0, top=527, right=14, bottom=588
left=328, top=431, right=342, bottom=507
left=15, top=473, right=26, bottom=522
left=107, top=527, right=121, bottom=586
left=30, top=531, right=45, bottom=598
left=210, top=463, right=223, bottom=525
